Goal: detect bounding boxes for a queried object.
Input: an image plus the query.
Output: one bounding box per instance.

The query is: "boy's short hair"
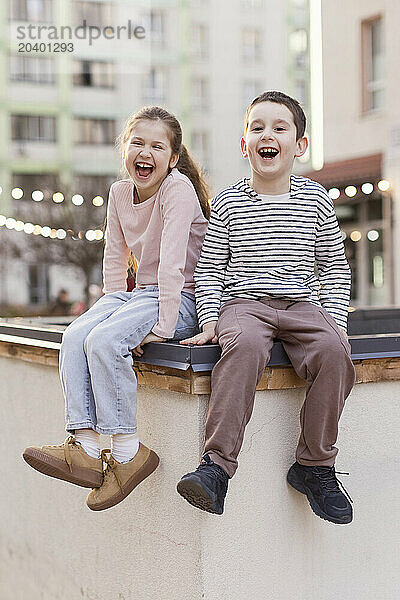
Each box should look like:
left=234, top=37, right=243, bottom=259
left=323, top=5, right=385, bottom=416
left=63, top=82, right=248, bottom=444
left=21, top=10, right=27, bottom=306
left=244, top=91, right=306, bottom=141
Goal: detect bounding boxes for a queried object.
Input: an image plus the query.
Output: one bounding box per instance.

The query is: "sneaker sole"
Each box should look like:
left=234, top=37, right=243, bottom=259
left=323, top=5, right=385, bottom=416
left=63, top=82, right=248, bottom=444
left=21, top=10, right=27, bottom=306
left=287, top=470, right=352, bottom=525
left=23, top=448, right=102, bottom=489
left=176, top=477, right=222, bottom=515
left=86, top=450, right=160, bottom=511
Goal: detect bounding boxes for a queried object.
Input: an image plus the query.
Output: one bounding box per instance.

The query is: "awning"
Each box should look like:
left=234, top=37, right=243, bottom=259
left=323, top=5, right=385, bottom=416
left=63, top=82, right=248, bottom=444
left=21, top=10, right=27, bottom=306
left=304, top=153, right=382, bottom=188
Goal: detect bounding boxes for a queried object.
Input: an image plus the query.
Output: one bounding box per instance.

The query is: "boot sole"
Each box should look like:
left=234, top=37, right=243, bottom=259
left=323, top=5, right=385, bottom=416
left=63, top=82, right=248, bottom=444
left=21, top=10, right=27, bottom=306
left=86, top=450, right=160, bottom=511
left=287, top=470, right=352, bottom=525
left=176, top=476, right=222, bottom=515
left=23, top=448, right=102, bottom=489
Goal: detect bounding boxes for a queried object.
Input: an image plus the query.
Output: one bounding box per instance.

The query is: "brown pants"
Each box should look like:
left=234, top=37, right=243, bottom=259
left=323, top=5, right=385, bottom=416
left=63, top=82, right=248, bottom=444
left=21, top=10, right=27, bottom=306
left=204, top=298, right=356, bottom=478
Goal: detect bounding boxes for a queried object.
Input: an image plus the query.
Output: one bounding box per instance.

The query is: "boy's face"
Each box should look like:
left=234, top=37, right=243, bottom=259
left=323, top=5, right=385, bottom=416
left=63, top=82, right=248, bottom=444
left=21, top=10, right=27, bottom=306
left=241, top=101, right=308, bottom=186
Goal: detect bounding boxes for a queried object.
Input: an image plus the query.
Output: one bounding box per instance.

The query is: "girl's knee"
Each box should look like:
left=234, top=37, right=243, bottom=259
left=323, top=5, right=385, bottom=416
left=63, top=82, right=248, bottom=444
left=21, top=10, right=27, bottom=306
left=61, top=321, right=86, bottom=351
left=84, top=324, right=117, bottom=357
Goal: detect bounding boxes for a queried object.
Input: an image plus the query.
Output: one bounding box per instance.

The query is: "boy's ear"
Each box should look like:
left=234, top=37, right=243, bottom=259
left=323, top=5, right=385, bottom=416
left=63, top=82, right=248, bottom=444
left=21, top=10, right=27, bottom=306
left=169, top=153, right=179, bottom=169
left=295, top=136, right=308, bottom=158
left=240, top=137, right=248, bottom=158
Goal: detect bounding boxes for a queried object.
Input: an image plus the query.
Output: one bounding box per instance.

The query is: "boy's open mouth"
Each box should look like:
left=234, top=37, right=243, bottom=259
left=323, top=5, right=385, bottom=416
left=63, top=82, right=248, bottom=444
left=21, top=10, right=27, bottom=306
left=135, top=162, right=154, bottom=179
left=258, top=148, right=279, bottom=161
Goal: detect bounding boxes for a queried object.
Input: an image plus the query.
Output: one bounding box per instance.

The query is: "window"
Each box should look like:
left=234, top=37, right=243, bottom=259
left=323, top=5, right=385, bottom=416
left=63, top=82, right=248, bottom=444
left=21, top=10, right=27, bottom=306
left=242, top=28, right=262, bottom=61
left=289, top=29, right=308, bottom=70
left=294, top=79, right=307, bottom=106
left=192, top=77, right=209, bottom=111
left=9, top=54, right=55, bottom=84
left=9, top=0, right=53, bottom=22
left=74, top=118, right=116, bottom=144
left=28, top=264, right=50, bottom=305
left=73, top=60, right=114, bottom=88
left=191, top=23, right=208, bottom=60
left=143, top=68, right=166, bottom=104
left=148, top=10, right=165, bottom=44
left=242, top=80, right=261, bottom=108
left=240, top=0, right=266, bottom=7
left=362, top=16, right=385, bottom=112
left=11, top=115, right=56, bottom=142
left=72, top=1, right=112, bottom=27
left=190, top=131, right=209, bottom=171
left=191, top=131, right=208, bottom=157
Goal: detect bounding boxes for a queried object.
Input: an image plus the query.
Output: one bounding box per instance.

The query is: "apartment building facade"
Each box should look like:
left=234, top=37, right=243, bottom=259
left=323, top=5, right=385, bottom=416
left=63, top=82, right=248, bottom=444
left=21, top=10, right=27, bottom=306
left=306, top=0, right=399, bottom=307
left=0, top=0, right=312, bottom=307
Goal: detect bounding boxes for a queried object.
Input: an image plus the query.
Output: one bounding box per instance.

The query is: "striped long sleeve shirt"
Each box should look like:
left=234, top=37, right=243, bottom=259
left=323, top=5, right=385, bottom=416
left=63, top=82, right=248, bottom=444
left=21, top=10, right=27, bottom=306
left=194, top=174, right=352, bottom=331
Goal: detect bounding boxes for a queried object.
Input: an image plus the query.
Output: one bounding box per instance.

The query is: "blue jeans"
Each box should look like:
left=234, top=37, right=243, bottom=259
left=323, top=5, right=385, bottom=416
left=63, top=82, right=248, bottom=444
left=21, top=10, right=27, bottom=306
left=60, top=286, right=199, bottom=435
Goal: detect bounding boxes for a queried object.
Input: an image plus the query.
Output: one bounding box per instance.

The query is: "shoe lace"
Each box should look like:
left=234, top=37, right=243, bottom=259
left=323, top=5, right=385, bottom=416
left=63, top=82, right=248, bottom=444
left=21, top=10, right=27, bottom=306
left=198, top=454, right=226, bottom=483
left=63, top=435, right=78, bottom=473
left=313, top=467, right=353, bottom=504
left=101, top=449, right=123, bottom=492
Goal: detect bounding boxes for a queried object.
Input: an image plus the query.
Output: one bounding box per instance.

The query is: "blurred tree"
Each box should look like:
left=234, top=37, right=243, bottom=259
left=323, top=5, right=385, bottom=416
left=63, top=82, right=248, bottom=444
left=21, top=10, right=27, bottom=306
left=7, top=181, right=107, bottom=308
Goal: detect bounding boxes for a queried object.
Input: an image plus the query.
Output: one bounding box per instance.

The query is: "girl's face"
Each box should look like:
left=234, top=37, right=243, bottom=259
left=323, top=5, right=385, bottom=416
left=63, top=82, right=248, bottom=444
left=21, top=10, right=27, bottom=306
left=124, top=119, right=179, bottom=201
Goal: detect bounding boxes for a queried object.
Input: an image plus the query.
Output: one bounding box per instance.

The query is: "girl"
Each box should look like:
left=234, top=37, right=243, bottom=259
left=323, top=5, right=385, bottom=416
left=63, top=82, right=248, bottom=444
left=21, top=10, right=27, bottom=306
left=23, top=106, right=210, bottom=511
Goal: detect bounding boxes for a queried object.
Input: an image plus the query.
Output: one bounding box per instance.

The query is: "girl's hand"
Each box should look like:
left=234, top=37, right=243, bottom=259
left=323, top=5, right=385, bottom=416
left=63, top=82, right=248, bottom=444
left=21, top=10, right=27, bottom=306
left=133, top=332, right=166, bottom=357
left=180, top=322, right=218, bottom=346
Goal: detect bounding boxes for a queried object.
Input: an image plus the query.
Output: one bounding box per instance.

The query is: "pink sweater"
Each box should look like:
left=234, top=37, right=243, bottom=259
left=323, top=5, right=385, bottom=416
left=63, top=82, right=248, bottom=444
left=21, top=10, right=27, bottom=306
left=102, top=168, right=209, bottom=338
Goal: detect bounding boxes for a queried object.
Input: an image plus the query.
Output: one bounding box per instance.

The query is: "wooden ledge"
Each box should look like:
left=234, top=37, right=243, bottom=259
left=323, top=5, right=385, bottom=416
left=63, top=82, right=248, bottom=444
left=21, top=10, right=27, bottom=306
left=2, top=341, right=400, bottom=394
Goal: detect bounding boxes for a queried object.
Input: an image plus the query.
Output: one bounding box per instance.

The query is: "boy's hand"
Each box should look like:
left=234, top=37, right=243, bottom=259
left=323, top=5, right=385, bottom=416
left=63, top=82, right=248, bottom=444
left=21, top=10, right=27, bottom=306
left=179, top=321, right=218, bottom=345
left=133, top=332, right=166, bottom=357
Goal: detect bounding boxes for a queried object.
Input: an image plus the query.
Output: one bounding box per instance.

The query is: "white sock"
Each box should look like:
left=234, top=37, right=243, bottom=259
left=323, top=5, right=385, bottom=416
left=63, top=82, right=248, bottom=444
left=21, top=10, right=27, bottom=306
left=75, top=428, right=100, bottom=459
left=111, top=433, right=139, bottom=464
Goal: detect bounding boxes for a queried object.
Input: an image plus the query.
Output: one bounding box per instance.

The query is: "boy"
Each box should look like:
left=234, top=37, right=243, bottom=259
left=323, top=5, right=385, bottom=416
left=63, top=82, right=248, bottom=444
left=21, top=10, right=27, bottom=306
left=177, top=91, right=356, bottom=525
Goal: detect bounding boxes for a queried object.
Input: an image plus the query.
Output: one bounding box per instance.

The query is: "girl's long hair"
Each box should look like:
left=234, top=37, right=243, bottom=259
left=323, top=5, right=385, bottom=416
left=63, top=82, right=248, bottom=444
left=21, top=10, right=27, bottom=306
left=116, top=106, right=210, bottom=220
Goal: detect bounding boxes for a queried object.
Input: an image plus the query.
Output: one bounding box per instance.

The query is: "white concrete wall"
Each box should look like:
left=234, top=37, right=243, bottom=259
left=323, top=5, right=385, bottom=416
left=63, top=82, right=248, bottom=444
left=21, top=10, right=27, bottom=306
left=1, top=354, right=399, bottom=600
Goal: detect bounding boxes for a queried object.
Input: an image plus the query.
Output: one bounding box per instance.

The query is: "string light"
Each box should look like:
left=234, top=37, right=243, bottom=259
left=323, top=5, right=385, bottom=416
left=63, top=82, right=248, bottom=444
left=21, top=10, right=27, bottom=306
left=85, top=230, right=96, bottom=241
left=361, top=183, right=373, bottom=194
left=5, top=218, right=16, bottom=229
left=328, top=188, right=340, bottom=200
left=11, top=187, right=23, bottom=199
left=378, top=180, right=390, bottom=191
left=92, top=196, right=104, bottom=207
left=345, top=186, right=357, bottom=197
left=327, top=181, right=391, bottom=198
left=72, top=194, right=84, bottom=206
left=350, top=230, right=362, bottom=242
left=367, top=229, right=379, bottom=241
left=52, top=192, right=64, bottom=203
left=0, top=211, right=103, bottom=241
left=32, top=190, right=44, bottom=202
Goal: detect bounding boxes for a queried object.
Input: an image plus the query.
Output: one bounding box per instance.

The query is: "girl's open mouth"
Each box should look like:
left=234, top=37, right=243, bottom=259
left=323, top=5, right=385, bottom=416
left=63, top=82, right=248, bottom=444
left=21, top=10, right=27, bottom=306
left=258, top=148, right=279, bottom=161
left=135, top=162, right=154, bottom=179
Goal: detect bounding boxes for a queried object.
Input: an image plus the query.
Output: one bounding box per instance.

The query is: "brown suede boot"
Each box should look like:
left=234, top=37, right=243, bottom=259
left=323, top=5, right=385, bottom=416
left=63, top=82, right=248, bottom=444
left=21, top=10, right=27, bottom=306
left=86, top=443, right=159, bottom=511
left=23, top=436, right=103, bottom=488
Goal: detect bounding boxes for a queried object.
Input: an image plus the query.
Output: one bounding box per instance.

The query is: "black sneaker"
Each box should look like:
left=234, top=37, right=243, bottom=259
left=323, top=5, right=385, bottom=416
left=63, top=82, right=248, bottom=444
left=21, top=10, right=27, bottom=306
left=177, top=454, right=229, bottom=515
left=287, top=462, right=353, bottom=525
